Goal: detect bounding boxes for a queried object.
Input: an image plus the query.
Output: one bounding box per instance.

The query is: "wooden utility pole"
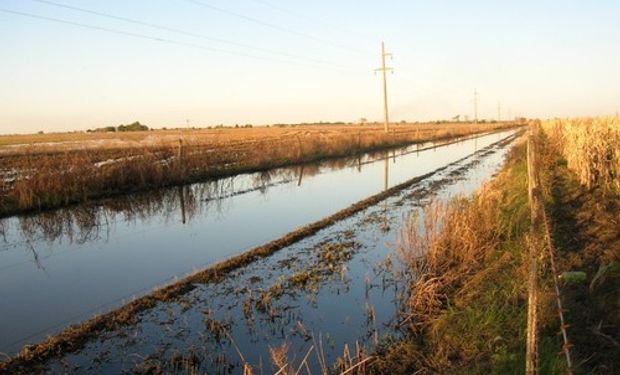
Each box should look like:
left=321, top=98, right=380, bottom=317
left=375, top=42, right=393, bottom=133
left=473, top=89, right=479, bottom=123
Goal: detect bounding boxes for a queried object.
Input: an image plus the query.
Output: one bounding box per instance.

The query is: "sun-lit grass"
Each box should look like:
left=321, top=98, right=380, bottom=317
left=370, top=139, right=566, bottom=374
left=0, top=122, right=518, bottom=216
left=542, top=116, right=619, bottom=191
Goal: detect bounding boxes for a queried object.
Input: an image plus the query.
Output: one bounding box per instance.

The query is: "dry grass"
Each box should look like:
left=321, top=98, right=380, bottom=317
left=542, top=117, right=619, bottom=191
left=0, top=122, right=519, bottom=216
left=397, top=186, right=506, bottom=334
left=371, top=122, right=618, bottom=374
left=371, top=138, right=567, bottom=374
left=540, top=123, right=620, bottom=374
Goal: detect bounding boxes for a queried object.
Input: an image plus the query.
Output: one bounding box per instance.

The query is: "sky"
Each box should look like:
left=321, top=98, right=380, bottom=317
left=0, top=0, right=619, bottom=134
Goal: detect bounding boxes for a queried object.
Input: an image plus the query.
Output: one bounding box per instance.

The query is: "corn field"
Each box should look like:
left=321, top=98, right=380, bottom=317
left=542, top=117, right=620, bottom=191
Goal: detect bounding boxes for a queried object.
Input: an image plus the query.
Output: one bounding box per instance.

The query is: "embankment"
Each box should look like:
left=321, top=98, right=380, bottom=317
left=372, top=119, right=618, bottom=374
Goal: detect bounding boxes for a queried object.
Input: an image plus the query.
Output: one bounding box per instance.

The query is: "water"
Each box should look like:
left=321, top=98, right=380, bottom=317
left=0, top=129, right=520, bottom=358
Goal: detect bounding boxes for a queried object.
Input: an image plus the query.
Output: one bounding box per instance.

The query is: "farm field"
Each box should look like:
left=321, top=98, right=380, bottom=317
left=0, top=122, right=517, bottom=217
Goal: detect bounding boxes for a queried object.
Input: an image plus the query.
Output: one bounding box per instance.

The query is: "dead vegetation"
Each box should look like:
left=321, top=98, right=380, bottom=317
left=0, top=122, right=519, bottom=216
left=370, top=118, right=619, bottom=374
left=370, top=138, right=567, bottom=374
left=542, top=117, right=619, bottom=191
left=540, top=118, right=620, bottom=374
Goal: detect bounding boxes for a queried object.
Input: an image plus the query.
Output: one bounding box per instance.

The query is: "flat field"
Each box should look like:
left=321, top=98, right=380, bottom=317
left=0, top=122, right=518, bottom=216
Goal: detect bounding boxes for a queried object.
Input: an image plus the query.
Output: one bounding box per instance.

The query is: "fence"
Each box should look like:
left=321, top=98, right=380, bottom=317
left=525, top=123, right=573, bottom=375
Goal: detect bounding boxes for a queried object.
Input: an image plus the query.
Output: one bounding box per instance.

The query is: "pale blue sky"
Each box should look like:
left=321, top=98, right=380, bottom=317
left=1, top=0, right=619, bottom=133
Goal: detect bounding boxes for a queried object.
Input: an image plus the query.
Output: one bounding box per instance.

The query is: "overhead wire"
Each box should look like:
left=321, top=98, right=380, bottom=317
left=182, top=0, right=373, bottom=56
left=30, top=0, right=348, bottom=69
left=0, top=8, right=357, bottom=73
left=248, top=0, right=373, bottom=41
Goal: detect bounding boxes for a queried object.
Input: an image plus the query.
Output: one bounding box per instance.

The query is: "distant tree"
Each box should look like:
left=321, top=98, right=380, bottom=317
left=117, top=121, right=148, bottom=132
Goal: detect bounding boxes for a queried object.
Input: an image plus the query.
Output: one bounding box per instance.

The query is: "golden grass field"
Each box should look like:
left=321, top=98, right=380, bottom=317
left=542, top=117, right=619, bottom=191
left=0, top=122, right=519, bottom=216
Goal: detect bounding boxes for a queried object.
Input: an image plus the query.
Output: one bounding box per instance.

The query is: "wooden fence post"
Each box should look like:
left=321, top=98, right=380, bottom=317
left=526, top=123, right=542, bottom=375
left=178, top=138, right=184, bottom=174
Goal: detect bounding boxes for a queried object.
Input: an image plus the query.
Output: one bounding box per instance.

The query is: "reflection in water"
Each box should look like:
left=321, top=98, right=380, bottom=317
left=0, top=129, right=521, bottom=355
left=297, top=165, right=304, bottom=187
left=0, top=131, right=512, bottom=274
left=0, top=145, right=424, bottom=248
left=383, top=155, right=389, bottom=232
left=1, top=160, right=340, bottom=248
left=178, top=186, right=186, bottom=225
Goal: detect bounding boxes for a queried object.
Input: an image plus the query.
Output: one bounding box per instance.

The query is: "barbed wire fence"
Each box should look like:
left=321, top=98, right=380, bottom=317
left=525, top=122, right=574, bottom=375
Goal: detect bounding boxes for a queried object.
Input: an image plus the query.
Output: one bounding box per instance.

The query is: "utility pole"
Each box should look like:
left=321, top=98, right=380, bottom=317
left=473, top=89, right=479, bottom=124
left=375, top=42, right=393, bottom=133
left=497, top=102, right=501, bottom=121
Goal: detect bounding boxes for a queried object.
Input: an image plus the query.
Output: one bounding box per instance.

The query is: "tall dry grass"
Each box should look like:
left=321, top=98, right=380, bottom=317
left=0, top=123, right=519, bottom=216
left=385, top=141, right=539, bottom=372
left=542, top=117, right=619, bottom=191
left=378, top=137, right=576, bottom=374
left=397, top=186, right=507, bottom=334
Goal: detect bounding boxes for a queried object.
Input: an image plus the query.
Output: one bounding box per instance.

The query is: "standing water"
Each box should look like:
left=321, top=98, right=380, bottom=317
left=0, top=129, right=520, bottom=365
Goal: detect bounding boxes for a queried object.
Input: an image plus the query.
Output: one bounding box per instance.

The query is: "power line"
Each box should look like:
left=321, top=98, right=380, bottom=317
left=249, top=0, right=371, bottom=41
left=30, top=0, right=346, bottom=69
left=0, top=8, right=353, bottom=73
left=182, top=0, right=372, bottom=56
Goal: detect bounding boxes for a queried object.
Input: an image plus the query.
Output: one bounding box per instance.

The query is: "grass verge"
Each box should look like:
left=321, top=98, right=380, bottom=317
left=370, top=138, right=566, bottom=374
left=371, top=121, right=619, bottom=374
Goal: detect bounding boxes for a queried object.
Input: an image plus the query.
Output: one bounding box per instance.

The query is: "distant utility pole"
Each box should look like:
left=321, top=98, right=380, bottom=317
left=473, top=90, right=479, bottom=124
left=375, top=41, right=393, bottom=133
left=497, top=102, right=502, bottom=121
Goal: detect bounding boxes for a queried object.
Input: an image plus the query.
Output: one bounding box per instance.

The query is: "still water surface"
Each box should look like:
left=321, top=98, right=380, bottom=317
left=0, top=129, right=518, bottom=355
